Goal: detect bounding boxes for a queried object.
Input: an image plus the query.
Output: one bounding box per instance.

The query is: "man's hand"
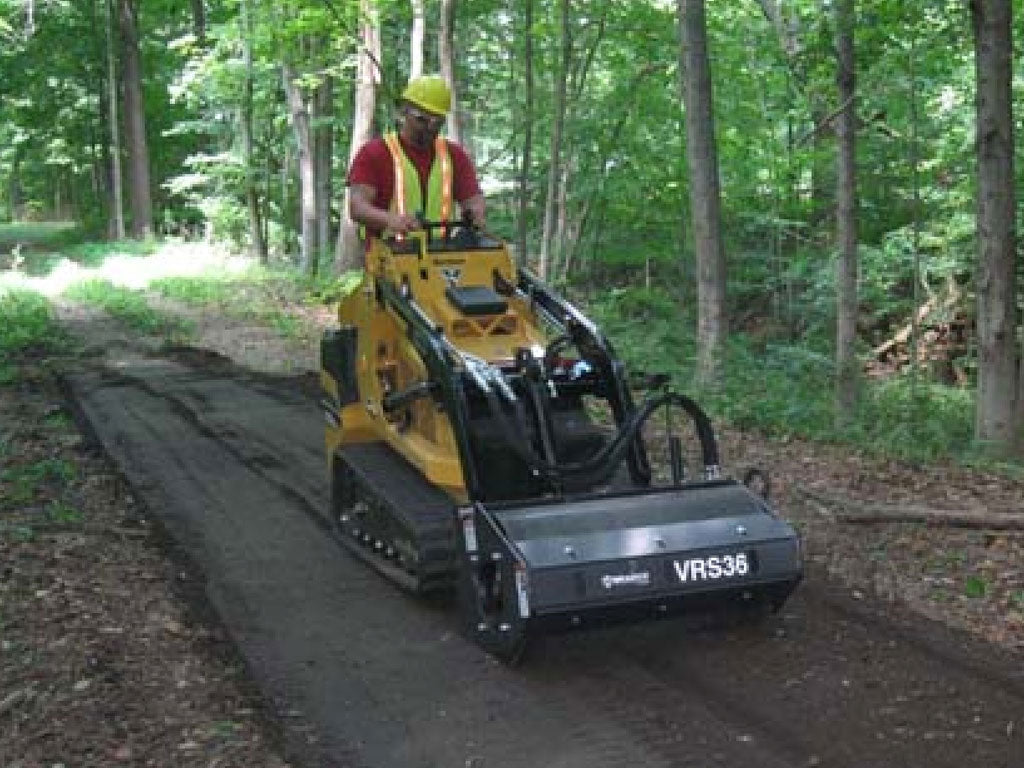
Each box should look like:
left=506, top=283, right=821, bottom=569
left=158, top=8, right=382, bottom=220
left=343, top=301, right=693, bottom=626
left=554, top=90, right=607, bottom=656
left=461, top=193, right=487, bottom=231
left=387, top=212, right=422, bottom=235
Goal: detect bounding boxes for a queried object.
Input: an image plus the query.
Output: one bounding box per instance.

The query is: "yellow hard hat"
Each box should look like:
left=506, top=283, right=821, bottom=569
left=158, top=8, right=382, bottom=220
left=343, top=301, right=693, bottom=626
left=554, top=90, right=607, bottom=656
left=401, top=75, right=451, bottom=116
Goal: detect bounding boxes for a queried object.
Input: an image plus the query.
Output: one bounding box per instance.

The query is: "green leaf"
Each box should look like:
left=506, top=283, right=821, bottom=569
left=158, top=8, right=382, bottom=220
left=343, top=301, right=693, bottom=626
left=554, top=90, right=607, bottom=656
left=963, top=576, right=987, bottom=599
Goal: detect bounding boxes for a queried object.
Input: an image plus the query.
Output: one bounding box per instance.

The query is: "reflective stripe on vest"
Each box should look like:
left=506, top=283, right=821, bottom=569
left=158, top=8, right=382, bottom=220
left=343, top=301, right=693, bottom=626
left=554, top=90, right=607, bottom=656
left=382, top=132, right=452, bottom=237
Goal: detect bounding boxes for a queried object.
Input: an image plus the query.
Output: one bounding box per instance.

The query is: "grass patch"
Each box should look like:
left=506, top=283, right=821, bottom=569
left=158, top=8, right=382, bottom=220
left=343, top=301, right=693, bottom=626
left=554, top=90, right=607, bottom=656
left=0, top=289, right=64, bottom=355
left=64, top=279, right=194, bottom=339
left=63, top=238, right=159, bottom=269
left=150, top=274, right=237, bottom=305
left=267, top=311, right=301, bottom=338
left=0, top=458, right=76, bottom=507
left=0, top=288, right=69, bottom=382
left=151, top=268, right=314, bottom=340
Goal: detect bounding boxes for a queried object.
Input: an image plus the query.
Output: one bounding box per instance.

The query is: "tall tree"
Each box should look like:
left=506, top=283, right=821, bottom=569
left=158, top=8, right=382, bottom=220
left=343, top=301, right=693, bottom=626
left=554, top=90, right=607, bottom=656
left=283, top=63, right=318, bottom=276
left=538, top=0, right=570, bottom=279
left=678, top=0, right=726, bottom=388
left=439, top=0, right=465, bottom=150
left=105, top=0, right=124, bottom=239
left=190, top=0, right=205, bottom=45
left=515, top=0, right=535, bottom=263
left=118, top=0, right=152, bottom=236
left=239, top=0, right=266, bottom=261
left=315, top=76, right=334, bottom=261
left=337, top=0, right=380, bottom=272
left=969, top=0, right=1018, bottom=451
left=410, top=0, right=424, bottom=78
left=834, top=0, right=858, bottom=421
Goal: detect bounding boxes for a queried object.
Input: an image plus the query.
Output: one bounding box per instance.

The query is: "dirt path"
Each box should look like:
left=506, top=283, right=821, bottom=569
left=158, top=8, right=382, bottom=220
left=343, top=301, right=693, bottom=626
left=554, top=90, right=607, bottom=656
left=64, top=343, right=1024, bottom=768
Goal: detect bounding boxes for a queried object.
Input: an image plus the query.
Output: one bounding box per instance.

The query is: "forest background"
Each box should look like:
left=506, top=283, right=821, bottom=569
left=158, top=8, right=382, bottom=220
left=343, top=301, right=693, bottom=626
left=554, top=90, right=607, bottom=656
left=1, top=0, right=1023, bottom=466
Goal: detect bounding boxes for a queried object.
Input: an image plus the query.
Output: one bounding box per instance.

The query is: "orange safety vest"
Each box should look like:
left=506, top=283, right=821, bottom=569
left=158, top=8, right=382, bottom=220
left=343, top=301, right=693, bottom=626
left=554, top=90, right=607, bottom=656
left=382, top=132, right=453, bottom=237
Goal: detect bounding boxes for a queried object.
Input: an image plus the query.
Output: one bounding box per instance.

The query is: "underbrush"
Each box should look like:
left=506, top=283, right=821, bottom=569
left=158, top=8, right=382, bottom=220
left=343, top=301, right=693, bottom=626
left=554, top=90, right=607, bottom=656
left=0, top=221, right=81, bottom=251
left=0, top=288, right=70, bottom=383
left=587, top=286, right=978, bottom=465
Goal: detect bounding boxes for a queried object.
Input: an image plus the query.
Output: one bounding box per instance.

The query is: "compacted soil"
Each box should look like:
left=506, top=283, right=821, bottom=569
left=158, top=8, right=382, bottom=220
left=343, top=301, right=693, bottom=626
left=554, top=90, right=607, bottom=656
left=2, top=252, right=1022, bottom=767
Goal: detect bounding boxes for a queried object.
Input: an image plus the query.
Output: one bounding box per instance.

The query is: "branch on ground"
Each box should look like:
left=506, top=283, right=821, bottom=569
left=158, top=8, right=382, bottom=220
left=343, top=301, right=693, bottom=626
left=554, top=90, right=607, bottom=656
left=795, top=486, right=1024, bottom=530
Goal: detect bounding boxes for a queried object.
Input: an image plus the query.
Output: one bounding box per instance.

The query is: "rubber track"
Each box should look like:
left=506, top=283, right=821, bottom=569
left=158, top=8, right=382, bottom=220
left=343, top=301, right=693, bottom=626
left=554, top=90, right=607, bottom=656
left=337, top=442, right=457, bottom=592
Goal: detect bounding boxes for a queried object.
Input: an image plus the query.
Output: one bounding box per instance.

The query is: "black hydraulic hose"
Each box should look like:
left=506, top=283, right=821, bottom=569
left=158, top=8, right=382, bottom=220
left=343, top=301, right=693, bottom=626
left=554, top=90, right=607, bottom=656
left=479, top=388, right=720, bottom=482
left=556, top=391, right=719, bottom=478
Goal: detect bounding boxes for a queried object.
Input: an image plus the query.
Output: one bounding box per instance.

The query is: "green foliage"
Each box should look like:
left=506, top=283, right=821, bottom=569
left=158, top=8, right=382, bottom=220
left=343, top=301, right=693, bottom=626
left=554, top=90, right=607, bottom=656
left=0, top=458, right=75, bottom=506
left=588, top=286, right=696, bottom=378
left=590, top=289, right=977, bottom=465
left=63, top=239, right=160, bottom=269
left=707, top=340, right=836, bottom=440
left=963, top=575, right=988, bottom=599
left=46, top=500, right=82, bottom=525
left=0, top=289, right=66, bottom=382
left=848, top=378, right=974, bottom=462
left=0, top=221, right=80, bottom=251
left=267, top=311, right=301, bottom=338
left=304, top=269, right=365, bottom=304
left=64, top=280, right=194, bottom=339
left=0, top=525, right=36, bottom=543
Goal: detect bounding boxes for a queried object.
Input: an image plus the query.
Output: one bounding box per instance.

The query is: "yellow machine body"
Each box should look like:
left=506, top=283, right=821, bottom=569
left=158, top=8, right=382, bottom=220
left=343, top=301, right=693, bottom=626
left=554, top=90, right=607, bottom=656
left=322, top=233, right=545, bottom=502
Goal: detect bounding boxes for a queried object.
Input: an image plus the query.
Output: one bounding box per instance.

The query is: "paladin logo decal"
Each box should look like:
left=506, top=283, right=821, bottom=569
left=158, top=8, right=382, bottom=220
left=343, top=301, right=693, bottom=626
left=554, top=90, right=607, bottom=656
left=440, top=266, right=462, bottom=285
left=600, top=571, right=651, bottom=589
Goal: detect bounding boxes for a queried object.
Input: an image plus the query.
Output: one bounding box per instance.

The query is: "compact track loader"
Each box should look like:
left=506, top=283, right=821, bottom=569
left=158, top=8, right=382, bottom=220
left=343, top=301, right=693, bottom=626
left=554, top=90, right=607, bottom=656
left=321, top=222, right=802, bottom=660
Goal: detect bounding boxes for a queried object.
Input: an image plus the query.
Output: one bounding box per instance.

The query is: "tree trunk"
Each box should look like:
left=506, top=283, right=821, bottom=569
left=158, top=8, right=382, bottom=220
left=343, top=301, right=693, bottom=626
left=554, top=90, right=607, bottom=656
left=554, top=161, right=570, bottom=280
left=88, top=0, right=109, bottom=210
left=190, top=0, right=205, bottom=45
left=410, top=0, right=425, bottom=79
left=516, top=0, right=534, bottom=264
left=8, top=153, right=23, bottom=219
left=240, top=0, right=266, bottom=261
left=834, top=0, right=858, bottom=422
left=539, top=0, right=570, bottom=280
left=678, top=0, right=727, bottom=389
left=336, top=0, right=380, bottom=272
left=970, top=0, right=1018, bottom=451
left=105, top=0, right=124, bottom=239
left=283, top=64, right=318, bottom=277
left=118, top=0, right=152, bottom=237
left=439, top=0, right=467, bottom=151
left=315, top=76, right=334, bottom=263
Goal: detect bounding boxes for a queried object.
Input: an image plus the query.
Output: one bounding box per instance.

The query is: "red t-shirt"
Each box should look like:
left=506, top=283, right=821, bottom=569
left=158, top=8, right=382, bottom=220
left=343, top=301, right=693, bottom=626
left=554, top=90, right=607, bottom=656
left=347, top=135, right=481, bottom=237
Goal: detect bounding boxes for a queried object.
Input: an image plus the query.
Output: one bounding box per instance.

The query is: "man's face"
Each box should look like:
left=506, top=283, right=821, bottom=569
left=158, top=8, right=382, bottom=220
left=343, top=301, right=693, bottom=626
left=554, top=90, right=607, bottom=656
left=402, top=103, right=445, bottom=148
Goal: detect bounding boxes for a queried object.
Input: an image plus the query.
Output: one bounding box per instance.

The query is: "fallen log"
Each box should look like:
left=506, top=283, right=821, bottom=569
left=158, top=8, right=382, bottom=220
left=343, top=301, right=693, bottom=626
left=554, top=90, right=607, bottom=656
left=794, top=486, right=1024, bottom=531
left=870, top=277, right=961, bottom=360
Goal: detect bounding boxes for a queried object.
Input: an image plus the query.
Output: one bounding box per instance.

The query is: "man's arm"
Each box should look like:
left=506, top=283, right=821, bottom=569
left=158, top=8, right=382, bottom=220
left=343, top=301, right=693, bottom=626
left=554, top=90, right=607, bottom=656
left=349, top=184, right=420, bottom=235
